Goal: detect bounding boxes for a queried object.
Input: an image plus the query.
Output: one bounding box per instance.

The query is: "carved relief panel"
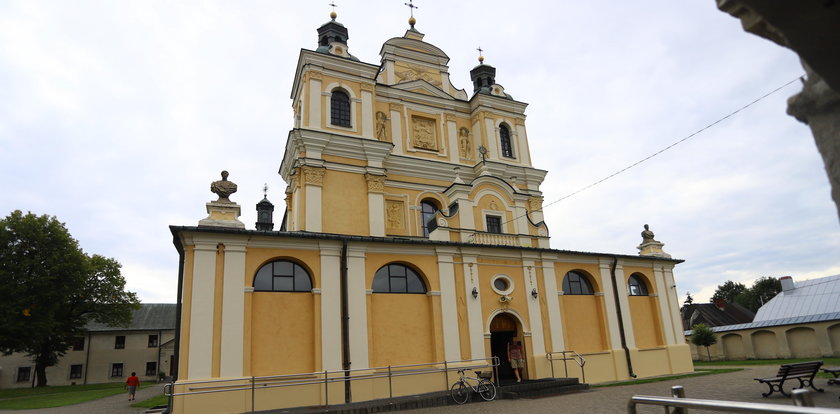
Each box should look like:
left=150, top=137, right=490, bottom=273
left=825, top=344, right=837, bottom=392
left=411, top=116, right=437, bottom=151
left=385, top=200, right=405, bottom=231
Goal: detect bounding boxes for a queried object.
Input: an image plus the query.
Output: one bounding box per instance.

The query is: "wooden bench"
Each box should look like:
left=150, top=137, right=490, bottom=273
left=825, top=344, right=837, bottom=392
left=754, top=361, right=824, bottom=397
left=823, top=366, right=840, bottom=385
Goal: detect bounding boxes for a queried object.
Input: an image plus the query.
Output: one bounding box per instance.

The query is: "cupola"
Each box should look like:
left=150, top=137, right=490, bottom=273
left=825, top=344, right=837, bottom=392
left=469, top=55, right=512, bottom=99
left=255, top=186, right=275, bottom=231
left=315, top=11, right=358, bottom=61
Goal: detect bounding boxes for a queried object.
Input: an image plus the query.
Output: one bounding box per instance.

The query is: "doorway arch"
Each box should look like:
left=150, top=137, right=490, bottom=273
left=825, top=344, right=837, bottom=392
left=489, top=312, right=525, bottom=384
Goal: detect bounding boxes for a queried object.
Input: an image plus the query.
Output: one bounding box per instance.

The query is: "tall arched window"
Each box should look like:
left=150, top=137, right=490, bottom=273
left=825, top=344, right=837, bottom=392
left=372, top=263, right=426, bottom=293
left=330, top=90, right=351, bottom=127
left=628, top=274, right=649, bottom=296
left=420, top=200, right=438, bottom=237
left=499, top=124, right=513, bottom=158
left=253, top=260, right=312, bottom=292
left=562, top=271, right=594, bottom=295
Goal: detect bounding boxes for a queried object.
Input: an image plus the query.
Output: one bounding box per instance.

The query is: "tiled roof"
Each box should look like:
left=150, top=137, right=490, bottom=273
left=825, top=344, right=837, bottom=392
left=753, top=274, right=840, bottom=321
left=86, top=303, right=176, bottom=332
left=680, top=302, right=755, bottom=330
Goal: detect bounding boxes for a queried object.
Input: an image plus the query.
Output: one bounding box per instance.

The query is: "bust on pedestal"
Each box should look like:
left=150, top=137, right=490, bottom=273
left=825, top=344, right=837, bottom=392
left=637, top=224, right=671, bottom=258
left=199, top=170, right=245, bottom=229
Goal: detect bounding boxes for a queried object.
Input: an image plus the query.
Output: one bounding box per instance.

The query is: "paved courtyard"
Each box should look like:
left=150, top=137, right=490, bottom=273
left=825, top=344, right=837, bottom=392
left=406, top=365, right=840, bottom=413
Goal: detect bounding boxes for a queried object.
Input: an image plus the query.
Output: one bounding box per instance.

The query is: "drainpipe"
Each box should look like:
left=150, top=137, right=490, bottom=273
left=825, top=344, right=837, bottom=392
left=173, top=235, right=185, bottom=382
left=340, top=239, right=351, bottom=403
left=609, top=257, right=636, bottom=378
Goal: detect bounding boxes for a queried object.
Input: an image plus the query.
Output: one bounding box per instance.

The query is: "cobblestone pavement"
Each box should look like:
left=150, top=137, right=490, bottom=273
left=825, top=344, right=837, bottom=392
left=0, top=382, right=166, bottom=414
left=406, top=365, right=840, bottom=414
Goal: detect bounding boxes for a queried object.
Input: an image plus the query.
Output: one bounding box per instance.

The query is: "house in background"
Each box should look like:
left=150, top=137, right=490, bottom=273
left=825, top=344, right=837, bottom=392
left=685, top=275, right=840, bottom=360
left=0, top=303, right=176, bottom=389
left=681, top=298, right=755, bottom=330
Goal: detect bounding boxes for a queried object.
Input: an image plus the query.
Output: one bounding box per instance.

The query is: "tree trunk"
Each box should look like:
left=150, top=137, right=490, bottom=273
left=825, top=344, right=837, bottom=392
left=706, top=346, right=712, bottom=362
left=35, top=362, right=48, bottom=387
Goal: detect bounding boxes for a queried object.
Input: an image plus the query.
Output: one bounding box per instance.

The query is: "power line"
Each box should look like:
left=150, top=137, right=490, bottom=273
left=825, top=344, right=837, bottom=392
left=513, top=75, right=803, bottom=225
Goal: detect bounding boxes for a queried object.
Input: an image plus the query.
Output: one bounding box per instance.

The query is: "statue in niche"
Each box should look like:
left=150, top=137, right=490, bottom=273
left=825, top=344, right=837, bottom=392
left=412, top=117, right=437, bottom=150
left=210, top=170, right=237, bottom=203
left=459, top=127, right=471, bottom=158
left=641, top=224, right=658, bottom=243
left=375, top=111, right=391, bottom=141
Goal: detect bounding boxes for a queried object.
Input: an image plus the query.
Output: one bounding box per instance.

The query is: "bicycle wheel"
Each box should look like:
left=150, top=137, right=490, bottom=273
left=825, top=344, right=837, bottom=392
left=477, top=379, right=496, bottom=401
left=450, top=381, right=470, bottom=404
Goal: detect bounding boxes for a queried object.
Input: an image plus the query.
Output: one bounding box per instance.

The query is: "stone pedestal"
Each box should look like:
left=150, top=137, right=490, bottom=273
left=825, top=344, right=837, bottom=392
left=199, top=202, right=245, bottom=229
left=637, top=241, right=671, bottom=258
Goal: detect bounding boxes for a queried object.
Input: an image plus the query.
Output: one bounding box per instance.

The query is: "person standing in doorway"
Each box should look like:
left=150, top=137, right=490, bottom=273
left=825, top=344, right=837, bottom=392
left=507, top=341, right=525, bottom=382
left=125, top=372, right=140, bottom=401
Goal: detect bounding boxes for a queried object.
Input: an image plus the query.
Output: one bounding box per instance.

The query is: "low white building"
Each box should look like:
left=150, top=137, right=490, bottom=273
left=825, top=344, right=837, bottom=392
left=0, top=303, right=176, bottom=388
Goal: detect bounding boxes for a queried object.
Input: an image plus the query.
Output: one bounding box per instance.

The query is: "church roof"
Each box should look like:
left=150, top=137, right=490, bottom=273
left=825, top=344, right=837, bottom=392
left=753, top=274, right=840, bottom=321
left=86, top=303, right=177, bottom=332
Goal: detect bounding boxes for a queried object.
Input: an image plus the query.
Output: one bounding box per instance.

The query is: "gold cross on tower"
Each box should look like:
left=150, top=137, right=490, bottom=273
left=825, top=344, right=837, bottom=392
left=328, top=2, right=338, bottom=19
left=476, top=46, right=484, bottom=64
left=404, top=0, right=418, bottom=28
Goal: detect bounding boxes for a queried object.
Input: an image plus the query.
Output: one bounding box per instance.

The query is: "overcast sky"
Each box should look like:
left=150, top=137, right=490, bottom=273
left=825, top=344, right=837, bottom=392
left=2, top=1, right=837, bottom=306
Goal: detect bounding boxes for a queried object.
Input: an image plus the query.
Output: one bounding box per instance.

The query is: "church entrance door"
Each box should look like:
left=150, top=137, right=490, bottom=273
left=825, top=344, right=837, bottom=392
left=489, top=313, right=523, bottom=385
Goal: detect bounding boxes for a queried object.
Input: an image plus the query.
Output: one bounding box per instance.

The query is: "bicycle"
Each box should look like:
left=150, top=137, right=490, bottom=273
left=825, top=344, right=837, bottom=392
left=449, top=368, right=496, bottom=404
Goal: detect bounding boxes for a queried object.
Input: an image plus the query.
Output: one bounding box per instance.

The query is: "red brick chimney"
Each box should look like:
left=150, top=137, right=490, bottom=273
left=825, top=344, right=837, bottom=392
left=713, top=298, right=726, bottom=310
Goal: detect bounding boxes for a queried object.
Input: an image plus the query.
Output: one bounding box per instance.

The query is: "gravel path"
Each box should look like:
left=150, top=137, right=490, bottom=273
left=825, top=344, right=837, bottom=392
left=405, top=365, right=840, bottom=413
left=0, top=383, right=166, bottom=414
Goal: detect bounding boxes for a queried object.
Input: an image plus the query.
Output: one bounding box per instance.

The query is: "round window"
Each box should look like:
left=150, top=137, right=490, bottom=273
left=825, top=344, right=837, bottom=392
left=490, top=275, right=514, bottom=295
left=493, top=278, right=509, bottom=291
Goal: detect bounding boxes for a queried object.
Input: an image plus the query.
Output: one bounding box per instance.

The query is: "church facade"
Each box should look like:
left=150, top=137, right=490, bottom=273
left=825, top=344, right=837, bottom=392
left=169, top=11, right=692, bottom=414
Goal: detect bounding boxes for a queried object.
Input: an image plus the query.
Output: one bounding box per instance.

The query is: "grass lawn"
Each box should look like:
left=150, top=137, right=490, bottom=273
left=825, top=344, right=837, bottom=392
left=0, top=382, right=152, bottom=410
left=693, top=357, right=840, bottom=379
left=693, top=357, right=840, bottom=367
left=593, top=368, right=743, bottom=388
left=132, top=393, right=169, bottom=408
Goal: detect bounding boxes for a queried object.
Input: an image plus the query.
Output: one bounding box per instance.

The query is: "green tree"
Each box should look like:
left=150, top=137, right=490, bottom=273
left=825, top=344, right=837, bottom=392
left=690, top=323, right=718, bottom=361
left=0, top=211, right=139, bottom=387
left=711, top=280, right=746, bottom=304
left=740, top=277, right=782, bottom=312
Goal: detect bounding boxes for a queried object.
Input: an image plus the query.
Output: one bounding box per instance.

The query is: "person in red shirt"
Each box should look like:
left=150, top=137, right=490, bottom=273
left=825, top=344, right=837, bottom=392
left=125, top=372, right=140, bottom=401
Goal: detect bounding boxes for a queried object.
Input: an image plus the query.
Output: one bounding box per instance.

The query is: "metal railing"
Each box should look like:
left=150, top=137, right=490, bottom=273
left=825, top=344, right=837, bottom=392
left=628, top=385, right=840, bottom=414
left=546, top=350, right=586, bottom=383
left=163, top=357, right=499, bottom=413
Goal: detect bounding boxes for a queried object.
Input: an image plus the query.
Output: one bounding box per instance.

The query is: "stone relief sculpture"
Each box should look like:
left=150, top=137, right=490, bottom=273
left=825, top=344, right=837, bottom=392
left=395, top=64, right=442, bottom=87
left=210, top=170, right=237, bottom=203
left=459, top=127, right=471, bottom=158
left=386, top=201, right=404, bottom=229
left=375, top=111, right=391, bottom=141
left=412, top=117, right=437, bottom=151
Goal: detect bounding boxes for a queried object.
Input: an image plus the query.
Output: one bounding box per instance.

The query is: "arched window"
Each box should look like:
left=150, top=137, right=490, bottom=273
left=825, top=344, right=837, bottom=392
left=499, top=124, right=513, bottom=158
left=253, top=260, right=312, bottom=292
left=628, top=274, right=649, bottom=296
left=330, top=90, right=351, bottom=127
left=420, top=200, right=438, bottom=237
left=372, top=263, right=426, bottom=293
left=562, top=271, right=594, bottom=295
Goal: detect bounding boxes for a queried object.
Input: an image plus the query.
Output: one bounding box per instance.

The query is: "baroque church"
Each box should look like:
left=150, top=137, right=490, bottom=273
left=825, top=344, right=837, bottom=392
left=169, top=9, right=692, bottom=414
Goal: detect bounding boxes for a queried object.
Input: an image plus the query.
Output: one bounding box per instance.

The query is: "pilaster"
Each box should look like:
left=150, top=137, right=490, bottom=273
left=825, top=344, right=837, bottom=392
left=188, top=242, right=217, bottom=379
left=220, top=242, right=246, bottom=377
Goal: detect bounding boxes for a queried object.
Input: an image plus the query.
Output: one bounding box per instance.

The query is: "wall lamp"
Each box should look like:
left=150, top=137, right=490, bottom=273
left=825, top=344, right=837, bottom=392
left=531, top=288, right=539, bottom=299
left=472, top=287, right=479, bottom=299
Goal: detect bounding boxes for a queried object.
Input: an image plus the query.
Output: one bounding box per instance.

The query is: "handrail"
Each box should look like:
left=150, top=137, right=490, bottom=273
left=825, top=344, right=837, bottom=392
left=165, top=356, right=499, bottom=413
left=546, top=351, right=586, bottom=383
left=628, top=386, right=840, bottom=414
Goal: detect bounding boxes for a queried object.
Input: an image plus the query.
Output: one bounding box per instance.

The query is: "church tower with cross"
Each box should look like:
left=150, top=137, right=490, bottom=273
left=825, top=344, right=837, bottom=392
left=169, top=6, right=691, bottom=414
